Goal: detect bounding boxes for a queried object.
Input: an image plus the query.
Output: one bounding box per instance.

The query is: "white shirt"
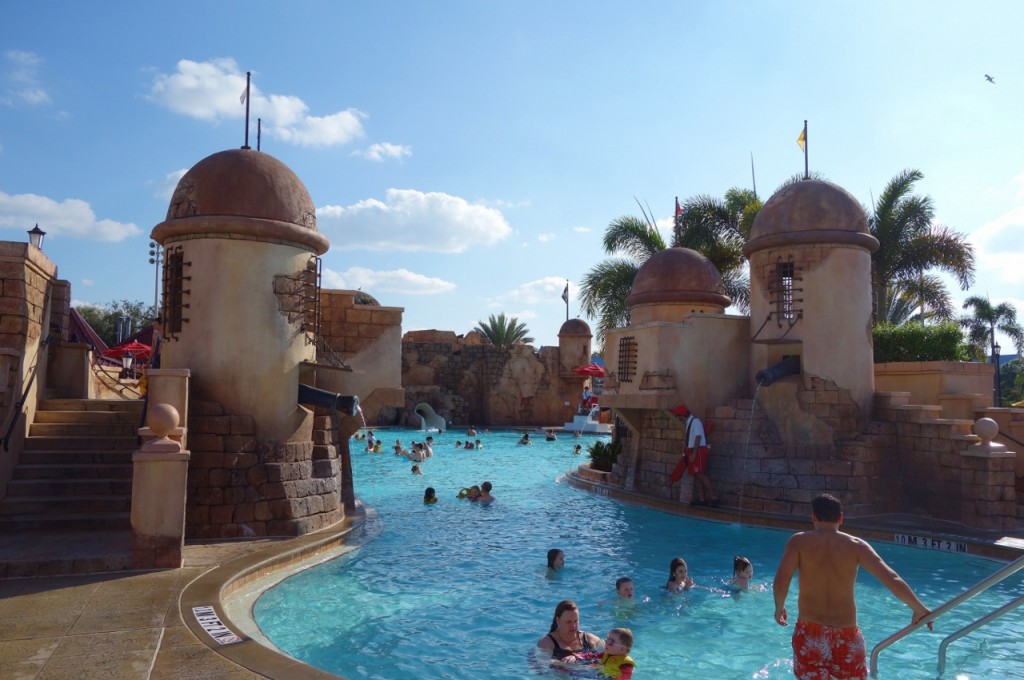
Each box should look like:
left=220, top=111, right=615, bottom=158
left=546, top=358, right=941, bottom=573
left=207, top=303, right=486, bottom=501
left=685, top=415, right=706, bottom=449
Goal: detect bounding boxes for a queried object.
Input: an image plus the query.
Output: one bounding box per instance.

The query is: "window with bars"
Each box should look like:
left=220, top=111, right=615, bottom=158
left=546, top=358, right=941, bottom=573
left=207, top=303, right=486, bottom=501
left=161, top=247, right=189, bottom=338
left=777, top=260, right=795, bottom=322
left=618, top=336, right=637, bottom=383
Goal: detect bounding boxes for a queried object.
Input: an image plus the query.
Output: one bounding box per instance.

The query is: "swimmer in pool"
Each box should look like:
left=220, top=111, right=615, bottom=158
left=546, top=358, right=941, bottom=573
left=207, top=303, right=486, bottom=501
left=518, top=432, right=531, bottom=445
left=423, top=487, right=437, bottom=504
left=730, top=556, right=753, bottom=591
left=557, top=627, right=636, bottom=679
left=573, top=444, right=583, bottom=455
left=665, top=557, right=694, bottom=593
left=547, top=548, right=564, bottom=573
left=615, top=577, right=634, bottom=600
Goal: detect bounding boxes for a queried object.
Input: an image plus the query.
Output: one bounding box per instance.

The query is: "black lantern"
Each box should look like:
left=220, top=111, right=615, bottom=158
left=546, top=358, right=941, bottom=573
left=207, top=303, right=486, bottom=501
left=27, top=224, right=46, bottom=249
left=993, top=342, right=1002, bottom=407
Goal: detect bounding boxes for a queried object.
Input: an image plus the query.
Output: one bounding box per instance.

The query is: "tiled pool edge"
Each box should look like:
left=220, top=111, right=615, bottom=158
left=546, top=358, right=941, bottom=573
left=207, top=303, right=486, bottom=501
left=179, top=505, right=369, bottom=680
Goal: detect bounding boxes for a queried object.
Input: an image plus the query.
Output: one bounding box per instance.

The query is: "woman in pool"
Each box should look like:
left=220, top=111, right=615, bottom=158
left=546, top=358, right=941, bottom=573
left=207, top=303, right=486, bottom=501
left=665, top=557, right=694, bottom=593
left=547, top=548, right=564, bottom=572
left=536, top=600, right=604, bottom=661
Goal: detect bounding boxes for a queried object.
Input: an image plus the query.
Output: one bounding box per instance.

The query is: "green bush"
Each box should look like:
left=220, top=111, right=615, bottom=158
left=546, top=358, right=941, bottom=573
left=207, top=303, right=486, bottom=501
left=587, top=439, right=621, bottom=472
left=872, top=322, right=969, bottom=363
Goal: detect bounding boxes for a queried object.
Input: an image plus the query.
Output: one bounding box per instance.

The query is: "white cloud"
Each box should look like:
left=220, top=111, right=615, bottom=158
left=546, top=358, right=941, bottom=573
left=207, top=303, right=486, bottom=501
left=80, top=279, right=95, bottom=287
left=351, top=142, right=412, bottom=162
left=318, top=188, right=511, bottom=253
left=573, top=226, right=591, bottom=233
left=147, top=59, right=365, bottom=147
left=2, top=50, right=50, bottom=107
left=966, top=175, right=1024, bottom=286
left=496, top=276, right=571, bottom=305
left=537, top=233, right=555, bottom=243
left=154, top=169, right=187, bottom=202
left=322, top=266, right=455, bottom=295
left=0, top=191, right=140, bottom=241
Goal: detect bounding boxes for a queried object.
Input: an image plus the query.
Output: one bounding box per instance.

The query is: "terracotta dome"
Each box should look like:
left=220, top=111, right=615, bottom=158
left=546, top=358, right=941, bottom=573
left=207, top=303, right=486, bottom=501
left=744, top=179, right=877, bottom=255
left=151, top=148, right=329, bottom=254
left=625, top=248, right=730, bottom=308
left=558, top=318, right=592, bottom=337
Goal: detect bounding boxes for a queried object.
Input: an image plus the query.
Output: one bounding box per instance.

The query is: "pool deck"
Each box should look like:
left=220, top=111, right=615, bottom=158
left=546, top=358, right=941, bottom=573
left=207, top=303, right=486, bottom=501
left=1, top=489, right=1022, bottom=680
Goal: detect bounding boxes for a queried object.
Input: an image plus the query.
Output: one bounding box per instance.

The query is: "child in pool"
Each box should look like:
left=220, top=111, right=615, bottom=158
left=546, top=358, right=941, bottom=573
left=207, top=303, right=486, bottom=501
left=573, top=444, right=583, bottom=455
left=615, top=577, right=634, bottom=600
left=411, top=464, right=423, bottom=475
left=423, top=487, right=437, bottom=504
left=665, top=557, right=695, bottom=592
left=559, top=627, right=636, bottom=679
left=729, top=556, right=753, bottom=591
left=457, top=485, right=481, bottom=500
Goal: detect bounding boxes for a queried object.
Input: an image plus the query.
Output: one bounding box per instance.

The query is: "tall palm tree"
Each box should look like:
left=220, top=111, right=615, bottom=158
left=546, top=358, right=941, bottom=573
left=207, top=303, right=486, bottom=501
left=870, top=169, right=975, bottom=324
left=473, top=313, right=534, bottom=348
left=579, top=213, right=666, bottom=344
left=881, top=276, right=955, bottom=325
left=959, top=296, right=1024, bottom=361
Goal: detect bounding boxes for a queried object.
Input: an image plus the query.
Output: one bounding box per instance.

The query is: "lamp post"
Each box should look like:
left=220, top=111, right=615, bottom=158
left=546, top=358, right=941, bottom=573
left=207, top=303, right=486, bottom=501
left=121, top=352, right=135, bottom=379
left=993, top=341, right=1002, bottom=407
left=148, top=241, right=162, bottom=314
left=27, top=224, right=46, bottom=249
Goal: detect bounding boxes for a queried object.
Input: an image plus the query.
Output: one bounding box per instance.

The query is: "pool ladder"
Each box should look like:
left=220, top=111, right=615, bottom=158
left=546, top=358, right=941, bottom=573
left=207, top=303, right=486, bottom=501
left=869, top=553, right=1024, bottom=678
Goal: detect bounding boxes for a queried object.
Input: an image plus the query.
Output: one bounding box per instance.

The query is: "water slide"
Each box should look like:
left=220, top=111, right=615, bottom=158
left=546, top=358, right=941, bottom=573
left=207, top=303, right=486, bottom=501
left=414, top=403, right=446, bottom=431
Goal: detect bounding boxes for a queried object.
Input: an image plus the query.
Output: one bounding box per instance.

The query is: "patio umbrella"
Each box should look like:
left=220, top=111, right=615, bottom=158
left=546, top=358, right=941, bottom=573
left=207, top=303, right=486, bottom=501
left=572, top=363, right=605, bottom=378
left=103, top=340, right=152, bottom=360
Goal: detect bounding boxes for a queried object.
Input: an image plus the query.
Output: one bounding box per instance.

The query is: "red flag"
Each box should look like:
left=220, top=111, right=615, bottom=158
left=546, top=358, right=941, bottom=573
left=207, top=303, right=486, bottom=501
left=675, top=196, right=682, bottom=217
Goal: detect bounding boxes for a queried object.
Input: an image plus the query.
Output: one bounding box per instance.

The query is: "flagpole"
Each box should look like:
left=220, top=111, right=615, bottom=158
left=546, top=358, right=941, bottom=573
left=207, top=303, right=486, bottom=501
left=750, top=153, right=757, bottom=200
left=257, top=118, right=262, bottom=151
left=243, top=71, right=252, bottom=150
left=802, top=120, right=808, bottom=180
left=565, top=279, right=569, bottom=321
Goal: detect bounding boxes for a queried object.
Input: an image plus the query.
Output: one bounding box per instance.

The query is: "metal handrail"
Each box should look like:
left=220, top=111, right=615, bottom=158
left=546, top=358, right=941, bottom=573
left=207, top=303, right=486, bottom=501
left=869, top=554, right=1024, bottom=677
left=936, top=593, right=1024, bottom=675
left=2, top=334, right=52, bottom=451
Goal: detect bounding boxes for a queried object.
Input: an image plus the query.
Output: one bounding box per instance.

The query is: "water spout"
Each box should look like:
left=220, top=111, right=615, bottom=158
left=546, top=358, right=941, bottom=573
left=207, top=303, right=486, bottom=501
left=297, top=384, right=361, bottom=417
left=755, top=355, right=801, bottom=387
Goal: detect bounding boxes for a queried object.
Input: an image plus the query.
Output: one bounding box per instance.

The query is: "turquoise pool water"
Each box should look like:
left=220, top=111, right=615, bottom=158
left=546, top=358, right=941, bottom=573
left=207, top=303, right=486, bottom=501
left=254, top=431, right=1024, bottom=679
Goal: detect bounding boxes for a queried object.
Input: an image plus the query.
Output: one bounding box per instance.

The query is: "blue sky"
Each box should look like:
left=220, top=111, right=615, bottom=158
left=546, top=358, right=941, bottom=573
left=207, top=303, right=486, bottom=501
left=2, top=1, right=1022, bottom=350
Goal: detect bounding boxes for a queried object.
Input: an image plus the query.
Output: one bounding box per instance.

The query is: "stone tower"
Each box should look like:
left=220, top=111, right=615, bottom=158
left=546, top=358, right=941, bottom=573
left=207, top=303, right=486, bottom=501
left=743, top=179, right=879, bottom=416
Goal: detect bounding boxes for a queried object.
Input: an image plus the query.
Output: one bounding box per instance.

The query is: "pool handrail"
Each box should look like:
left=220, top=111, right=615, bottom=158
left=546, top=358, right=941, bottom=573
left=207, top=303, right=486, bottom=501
left=936, top=592, right=1024, bottom=676
left=869, top=553, right=1024, bottom=678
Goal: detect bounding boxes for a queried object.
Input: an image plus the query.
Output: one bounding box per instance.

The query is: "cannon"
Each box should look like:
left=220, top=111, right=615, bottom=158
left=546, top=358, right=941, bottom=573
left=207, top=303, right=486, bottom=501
left=298, top=383, right=360, bottom=417
left=755, top=355, right=801, bottom=387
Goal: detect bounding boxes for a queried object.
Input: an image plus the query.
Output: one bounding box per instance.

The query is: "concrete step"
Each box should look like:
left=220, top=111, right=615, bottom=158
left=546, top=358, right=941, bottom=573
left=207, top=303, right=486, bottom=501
left=6, top=478, right=132, bottom=496
left=33, top=409, right=143, bottom=425
left=38, top=399, right=144, bottom=413
left=0, top=494, right=131, bottom=515
left=17, top=450, right=133, bottom=465
left=29, top=422, right=139, bottom=437
left=13, top=463, right=133, bottom=480
left=23, top=435, right=138, bottom=451
left=0, top=512, right=131, bottom=533
left=0, top=529, right=135, bottom=578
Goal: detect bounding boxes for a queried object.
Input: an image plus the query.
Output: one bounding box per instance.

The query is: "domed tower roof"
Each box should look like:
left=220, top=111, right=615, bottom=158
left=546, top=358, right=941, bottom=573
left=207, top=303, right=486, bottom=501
left=558, top=318, right=592, bottom=337
left=743, top=179, right=877, bottom=255
left=625, top=247, right=731, bottom=308
left=151, top=148, right=329, bottom=254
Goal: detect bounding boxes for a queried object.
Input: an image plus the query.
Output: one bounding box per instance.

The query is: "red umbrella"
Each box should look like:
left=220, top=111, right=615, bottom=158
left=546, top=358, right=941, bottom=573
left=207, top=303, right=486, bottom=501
left=572, top=363, right=605, bottom=378
left=103, top=340, right=151, bottom=360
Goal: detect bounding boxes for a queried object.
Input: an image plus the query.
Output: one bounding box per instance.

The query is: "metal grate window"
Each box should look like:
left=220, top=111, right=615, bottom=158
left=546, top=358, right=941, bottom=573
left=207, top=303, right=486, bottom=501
left=618, top=336, right=637, bottom=383
left=769, top=256, right=802, bottom=327
left=161, top=247, right=190, bottom=339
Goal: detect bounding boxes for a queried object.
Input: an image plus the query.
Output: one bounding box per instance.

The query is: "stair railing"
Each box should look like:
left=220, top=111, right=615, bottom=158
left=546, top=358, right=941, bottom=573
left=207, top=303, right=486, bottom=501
left=2, top=334, right=53, bottom=452
left=869, top=553, right=1024, bottom=677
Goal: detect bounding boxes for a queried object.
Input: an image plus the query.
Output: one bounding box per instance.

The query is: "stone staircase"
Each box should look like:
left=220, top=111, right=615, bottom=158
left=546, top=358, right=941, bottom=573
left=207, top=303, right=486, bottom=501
left=0, top=398, right=143, bottom=532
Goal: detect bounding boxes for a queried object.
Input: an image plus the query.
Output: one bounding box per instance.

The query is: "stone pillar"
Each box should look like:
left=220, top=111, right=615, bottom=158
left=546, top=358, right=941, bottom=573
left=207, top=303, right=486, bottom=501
left=140, top=368, right=190, bottom=447
left=132, top=404, right=191, bottom=569
left=961, top=418, right=1017, bottom=530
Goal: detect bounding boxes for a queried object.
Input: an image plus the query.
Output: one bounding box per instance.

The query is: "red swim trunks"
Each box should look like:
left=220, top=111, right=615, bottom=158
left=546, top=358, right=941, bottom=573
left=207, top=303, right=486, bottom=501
left=686, top=446, right=709, bottom=475
left=792, top=619, right=866, bottom=680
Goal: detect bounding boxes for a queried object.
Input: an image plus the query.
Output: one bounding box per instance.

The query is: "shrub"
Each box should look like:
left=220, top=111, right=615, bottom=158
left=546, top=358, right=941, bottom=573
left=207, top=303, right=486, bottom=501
left=873, top=322, right=969, bottom=363
left=587, top=439, right=621, bottom=472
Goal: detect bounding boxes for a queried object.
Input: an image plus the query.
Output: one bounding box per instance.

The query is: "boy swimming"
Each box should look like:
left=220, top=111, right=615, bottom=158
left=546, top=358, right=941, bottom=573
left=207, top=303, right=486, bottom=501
left=558, top=627, right=636, bottom=679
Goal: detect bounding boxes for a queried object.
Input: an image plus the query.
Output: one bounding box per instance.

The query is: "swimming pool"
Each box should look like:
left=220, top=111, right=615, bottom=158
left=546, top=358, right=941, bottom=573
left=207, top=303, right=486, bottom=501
left=253, top=431, right=1024, bottom=679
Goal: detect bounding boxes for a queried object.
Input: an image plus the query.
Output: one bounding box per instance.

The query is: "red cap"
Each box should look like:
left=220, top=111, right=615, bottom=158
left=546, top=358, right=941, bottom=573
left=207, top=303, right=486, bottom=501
left=671, top=405, right=689, bottom=417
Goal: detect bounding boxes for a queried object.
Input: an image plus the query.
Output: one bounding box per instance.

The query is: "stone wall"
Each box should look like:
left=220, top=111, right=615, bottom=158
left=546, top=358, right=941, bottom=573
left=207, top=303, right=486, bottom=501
left=400, top=331, right=577, bottom=427
left=185, top=399, right=345, bottom=538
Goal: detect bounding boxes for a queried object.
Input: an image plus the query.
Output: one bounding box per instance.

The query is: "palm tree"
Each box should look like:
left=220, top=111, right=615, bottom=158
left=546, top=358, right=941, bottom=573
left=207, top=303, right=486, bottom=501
left=869, top=169, right=975, bottom=324
left=881, top=276, right=955, bottom=325
left=959, top=296, right=1024, bottom=361
left=579, top=213, right=666, bottom=344
left=473, top=313, right=534, bottom=348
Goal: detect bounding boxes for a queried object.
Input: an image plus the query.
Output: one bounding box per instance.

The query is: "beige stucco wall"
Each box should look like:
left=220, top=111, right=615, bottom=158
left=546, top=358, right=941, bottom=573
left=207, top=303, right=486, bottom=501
left=874, top=361, right=994, bottom=406
left=160, top=238, right=315, bottom=442
left=601, top=313, right=750, bottom=419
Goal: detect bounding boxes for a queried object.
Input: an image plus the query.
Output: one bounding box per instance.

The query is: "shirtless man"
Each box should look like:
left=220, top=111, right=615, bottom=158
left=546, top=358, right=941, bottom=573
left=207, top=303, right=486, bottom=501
left=773, top=494, right=931, bottom=680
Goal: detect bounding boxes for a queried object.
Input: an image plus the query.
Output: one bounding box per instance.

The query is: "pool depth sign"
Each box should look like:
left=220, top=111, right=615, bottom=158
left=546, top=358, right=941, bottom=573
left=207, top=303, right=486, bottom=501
left=894, top=534, right=968, bottom=553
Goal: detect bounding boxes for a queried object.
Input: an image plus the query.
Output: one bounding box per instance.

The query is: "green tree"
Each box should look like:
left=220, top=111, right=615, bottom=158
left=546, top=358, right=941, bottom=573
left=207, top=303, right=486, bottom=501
left=579, top=213, right=667, bottom=344
left=880, top=277, right=955, bottom=325
left=869, top=169, right=975, bottom=324
left=959, top=296, right=1024, bottom=361
left=74, top=299, right=157, bottom=346
left=473, top=313, right=534, bottom=348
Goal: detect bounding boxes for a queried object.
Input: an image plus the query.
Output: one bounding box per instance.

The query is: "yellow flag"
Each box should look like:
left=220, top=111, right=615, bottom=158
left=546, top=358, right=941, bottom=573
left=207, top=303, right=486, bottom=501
left=797, top=128, right=806, bottom=151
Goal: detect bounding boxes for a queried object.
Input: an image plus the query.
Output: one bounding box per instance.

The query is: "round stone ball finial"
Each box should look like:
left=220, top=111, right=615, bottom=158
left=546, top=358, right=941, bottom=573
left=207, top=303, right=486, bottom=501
left=148, top=403, right=180, bottom=438
left=973, top=417, right=999, bottom=444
